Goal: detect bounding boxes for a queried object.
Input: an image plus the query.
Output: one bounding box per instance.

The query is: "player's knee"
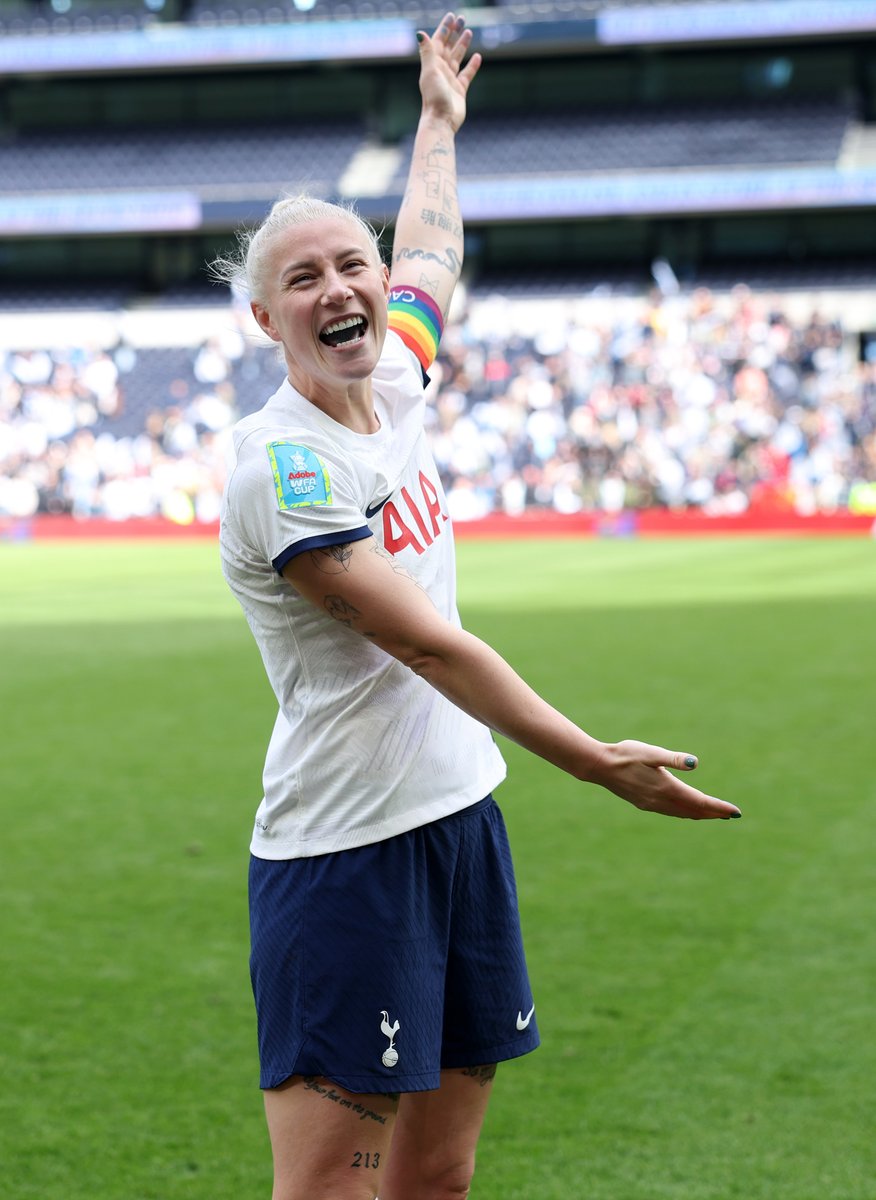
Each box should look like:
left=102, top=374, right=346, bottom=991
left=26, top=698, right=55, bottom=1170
left=272, top=1172, right=379, bottom=1200
left=418, top=1153, right=476, bottom=1200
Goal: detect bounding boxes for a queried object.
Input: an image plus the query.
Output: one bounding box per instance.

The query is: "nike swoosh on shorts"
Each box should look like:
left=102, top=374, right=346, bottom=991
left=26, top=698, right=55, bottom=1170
left=516, top=1004, right=535, bottom=1030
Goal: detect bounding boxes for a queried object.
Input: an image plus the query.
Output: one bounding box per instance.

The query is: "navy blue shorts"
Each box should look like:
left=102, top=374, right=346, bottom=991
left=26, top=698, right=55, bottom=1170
left=248, top=795, right=540, bottom=1093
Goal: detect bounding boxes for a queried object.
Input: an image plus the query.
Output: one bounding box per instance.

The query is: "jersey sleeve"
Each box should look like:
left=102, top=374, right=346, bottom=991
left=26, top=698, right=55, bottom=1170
left=230, top=431, right=371, bottom=574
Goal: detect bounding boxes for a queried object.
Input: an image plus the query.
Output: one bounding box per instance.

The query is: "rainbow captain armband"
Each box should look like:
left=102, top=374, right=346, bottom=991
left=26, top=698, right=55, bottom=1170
left=387, top=286, right=444, bottom=371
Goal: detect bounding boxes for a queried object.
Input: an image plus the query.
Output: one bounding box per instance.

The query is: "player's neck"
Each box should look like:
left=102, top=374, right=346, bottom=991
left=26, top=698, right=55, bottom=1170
left=289, top=370, right=380, bottom=435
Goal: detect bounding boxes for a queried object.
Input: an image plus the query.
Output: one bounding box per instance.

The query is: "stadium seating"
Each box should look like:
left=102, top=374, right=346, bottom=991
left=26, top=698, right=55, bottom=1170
left=186, top=0, right=453, bottom=23
left=1, top=0, right=873, bottom=526
left=1, top=100, right=853, bottom=200
left=2, top=283, right=874, bottom=523
left=184, top=0, right=739, bottom=25
left=0, top=121, right=364, bottom=195
left=389, top=100, right=854, bottom=190
left=0, top=0, right=842, bottom=35
left=0, top=3, right=148, bottom=34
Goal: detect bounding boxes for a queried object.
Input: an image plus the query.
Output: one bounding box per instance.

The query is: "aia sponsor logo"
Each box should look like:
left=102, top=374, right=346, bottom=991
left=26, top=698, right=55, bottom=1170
left=377, top=470, right=448, bottom=556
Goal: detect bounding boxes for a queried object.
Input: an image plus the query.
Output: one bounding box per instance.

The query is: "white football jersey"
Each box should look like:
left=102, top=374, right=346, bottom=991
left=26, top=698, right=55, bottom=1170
left=220, top=331, right=506, bottom=858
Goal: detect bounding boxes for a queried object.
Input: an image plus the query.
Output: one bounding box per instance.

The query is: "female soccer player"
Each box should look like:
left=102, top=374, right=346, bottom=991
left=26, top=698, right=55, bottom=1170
left=218, top=14, right=741, bottom=1199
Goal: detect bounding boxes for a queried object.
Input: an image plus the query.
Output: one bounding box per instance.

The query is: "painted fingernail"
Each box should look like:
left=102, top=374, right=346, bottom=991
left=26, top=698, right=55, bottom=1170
left=416, top=30, right=425, bottom=41
left=730, top=811, right=742, bottom=819
left=684, top=756, right=696, bottom=769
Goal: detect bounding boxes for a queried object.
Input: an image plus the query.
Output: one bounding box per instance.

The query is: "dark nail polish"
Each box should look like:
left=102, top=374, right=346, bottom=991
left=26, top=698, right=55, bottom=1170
left=684, top=756, right=696, bottom=769
left=730, top=811, right=742, bottom=819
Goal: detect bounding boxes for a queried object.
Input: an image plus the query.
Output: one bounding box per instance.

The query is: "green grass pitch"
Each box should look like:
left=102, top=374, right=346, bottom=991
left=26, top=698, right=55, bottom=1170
left=1, top=534, right=874, bottom=1199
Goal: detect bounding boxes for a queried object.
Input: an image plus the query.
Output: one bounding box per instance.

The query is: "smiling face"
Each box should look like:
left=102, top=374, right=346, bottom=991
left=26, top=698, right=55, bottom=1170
left=250, top=213, right=390, bottom=412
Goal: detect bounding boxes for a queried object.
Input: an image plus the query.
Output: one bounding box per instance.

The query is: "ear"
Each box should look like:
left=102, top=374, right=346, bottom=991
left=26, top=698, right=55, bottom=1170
left=381, top=263, right=390, bottom=298
left=251, top=300, right=280, bottom=343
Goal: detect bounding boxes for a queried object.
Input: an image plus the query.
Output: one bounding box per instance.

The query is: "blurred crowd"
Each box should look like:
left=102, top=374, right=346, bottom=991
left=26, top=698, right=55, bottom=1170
left=2, top=284, right=876, bottom=525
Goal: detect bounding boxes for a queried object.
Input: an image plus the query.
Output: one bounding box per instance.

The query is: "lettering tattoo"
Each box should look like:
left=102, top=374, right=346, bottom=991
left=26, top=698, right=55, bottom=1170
left=461, top=1064, right=497, bottom=1088
left=301, top=1078, right=392, bottom=1125
left=420, top=209, right=462, bottom=241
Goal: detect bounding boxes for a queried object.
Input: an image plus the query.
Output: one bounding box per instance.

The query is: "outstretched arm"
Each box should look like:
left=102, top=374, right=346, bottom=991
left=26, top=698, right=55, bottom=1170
left=389, top=12, right=480, bottom=330
left=282, top=540, right=742, bottom=822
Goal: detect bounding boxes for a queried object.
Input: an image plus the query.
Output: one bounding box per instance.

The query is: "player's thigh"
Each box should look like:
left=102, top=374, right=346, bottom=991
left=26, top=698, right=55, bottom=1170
left=380, top=1065, right=497, bottom=1200
left=264, top=1074, right=399, bottom=1200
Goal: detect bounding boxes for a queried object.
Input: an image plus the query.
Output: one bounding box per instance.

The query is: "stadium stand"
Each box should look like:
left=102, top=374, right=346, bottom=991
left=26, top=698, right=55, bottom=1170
left=389, top=100, right=855, bottom=189
left=0, top=2, right=150, bottom=34
left=0, top=100, right=853, bottom=201
left=0, top=121, right=364, bottom=195
left=0, top=0, right=833, bottom=34
left=2, top=286, right=875, bottom=523
left=1, top=0, right=875, bottom=527
left=186, top=0, right=449, bottom=21
left=183, top=0, right=752, bottom=24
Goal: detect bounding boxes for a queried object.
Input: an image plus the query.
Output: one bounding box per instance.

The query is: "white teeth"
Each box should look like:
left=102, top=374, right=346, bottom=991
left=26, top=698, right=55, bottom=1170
left=322, top=316, right=364, bottom=335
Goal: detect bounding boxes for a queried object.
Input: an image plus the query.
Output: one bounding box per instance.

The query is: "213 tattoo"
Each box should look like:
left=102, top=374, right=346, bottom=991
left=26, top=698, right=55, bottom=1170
left=350, top=1151, right=380, bottom=1169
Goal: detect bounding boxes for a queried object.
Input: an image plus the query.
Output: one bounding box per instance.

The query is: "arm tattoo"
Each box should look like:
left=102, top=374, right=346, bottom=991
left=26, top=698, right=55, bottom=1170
left=308, top=543, right=353, bottom=574
left=367, top=539, right=430, bottom=595
left=393, top=244, right=462, bottom=276
left=426, top=144, right=451, bottom=168
left=324, top=595, right=361, bottom=628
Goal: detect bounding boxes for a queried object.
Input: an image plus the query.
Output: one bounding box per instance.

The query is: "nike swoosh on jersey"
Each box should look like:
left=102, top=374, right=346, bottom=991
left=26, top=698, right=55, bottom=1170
left=516, top=1004, right=535, bottom=1031
left=364, top=493, right=393, bottom=519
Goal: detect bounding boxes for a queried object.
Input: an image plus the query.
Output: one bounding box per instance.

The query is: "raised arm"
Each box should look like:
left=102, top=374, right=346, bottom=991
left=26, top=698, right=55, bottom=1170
left=389, top=13, right=481, bottom=329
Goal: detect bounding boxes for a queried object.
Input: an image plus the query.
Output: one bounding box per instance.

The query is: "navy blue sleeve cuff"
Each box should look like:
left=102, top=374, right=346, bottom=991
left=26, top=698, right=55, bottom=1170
left=272, top=525, right=372, bottom=575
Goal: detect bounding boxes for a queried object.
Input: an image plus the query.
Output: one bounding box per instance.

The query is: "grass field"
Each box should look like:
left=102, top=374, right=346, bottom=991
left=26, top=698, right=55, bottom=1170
left=1, top=535, right=874, bottom=1200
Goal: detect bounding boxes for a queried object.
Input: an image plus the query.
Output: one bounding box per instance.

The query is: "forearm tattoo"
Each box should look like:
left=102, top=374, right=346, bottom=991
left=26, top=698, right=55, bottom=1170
left=420, top=208, right=464, bottom=241
left=393, top=243, right=462, bottom=278
left=393, top=139, right=462, bottom=293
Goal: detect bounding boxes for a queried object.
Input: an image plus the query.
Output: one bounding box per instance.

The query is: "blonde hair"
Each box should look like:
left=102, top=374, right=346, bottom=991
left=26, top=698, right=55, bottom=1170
left=210, top=195, right=383, bottom=305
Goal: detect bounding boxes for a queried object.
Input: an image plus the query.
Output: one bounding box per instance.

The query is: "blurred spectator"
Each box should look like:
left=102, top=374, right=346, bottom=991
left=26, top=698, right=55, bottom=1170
left=1, top=285, right=875, bottom=523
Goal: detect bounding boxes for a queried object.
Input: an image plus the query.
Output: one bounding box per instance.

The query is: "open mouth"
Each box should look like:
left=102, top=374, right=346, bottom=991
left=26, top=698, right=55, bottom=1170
left=319, top=316, right=368, bottom=348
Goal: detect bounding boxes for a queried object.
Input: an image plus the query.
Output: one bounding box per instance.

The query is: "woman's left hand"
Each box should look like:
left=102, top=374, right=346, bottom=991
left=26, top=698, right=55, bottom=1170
left=417, top=11, right=482, bottom=132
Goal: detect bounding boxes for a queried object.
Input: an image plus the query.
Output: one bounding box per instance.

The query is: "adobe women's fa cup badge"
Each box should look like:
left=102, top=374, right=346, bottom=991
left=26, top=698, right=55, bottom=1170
left=267, top=441, right=332, bottom=511
left=380, top=1010, right=400, bottom=1068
